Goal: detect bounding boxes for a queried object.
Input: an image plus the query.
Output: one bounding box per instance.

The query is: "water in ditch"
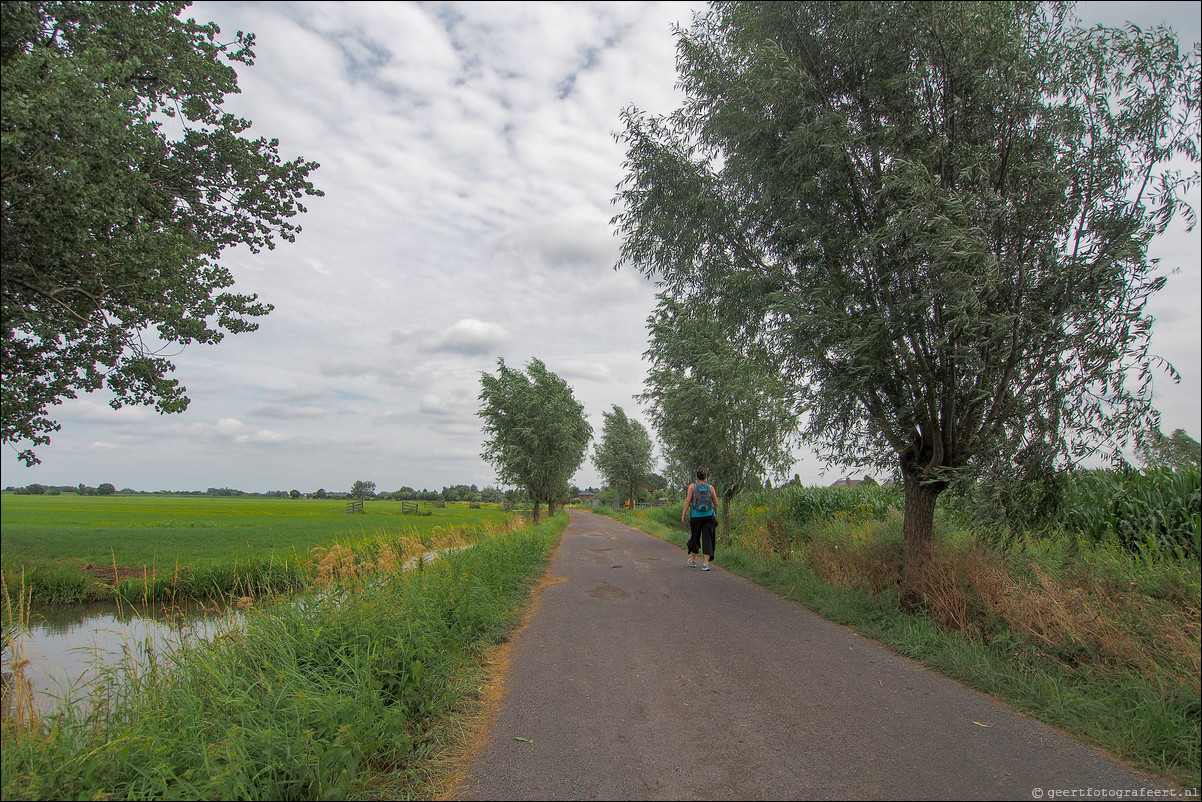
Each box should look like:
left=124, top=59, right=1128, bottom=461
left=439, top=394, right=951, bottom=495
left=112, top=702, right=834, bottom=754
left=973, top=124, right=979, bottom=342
left=2, top=598, right=240, bottom=717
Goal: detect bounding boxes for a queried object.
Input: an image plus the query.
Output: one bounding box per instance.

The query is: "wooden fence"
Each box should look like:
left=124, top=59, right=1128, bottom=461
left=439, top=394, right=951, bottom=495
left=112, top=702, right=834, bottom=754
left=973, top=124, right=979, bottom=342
left=345, top=500, right=364, bottom=514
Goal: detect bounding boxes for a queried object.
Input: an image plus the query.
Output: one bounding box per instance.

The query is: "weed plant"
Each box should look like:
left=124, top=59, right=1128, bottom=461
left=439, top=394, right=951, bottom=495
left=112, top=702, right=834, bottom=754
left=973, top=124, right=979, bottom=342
left=602, top=486, right=1201, bottom=791
left=1, top=513, right=565, bottom=800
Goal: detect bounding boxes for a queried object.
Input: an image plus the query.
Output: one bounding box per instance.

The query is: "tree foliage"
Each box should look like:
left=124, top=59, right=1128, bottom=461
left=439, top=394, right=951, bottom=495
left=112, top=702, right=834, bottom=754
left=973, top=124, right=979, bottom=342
left=639, top=294, right=798, bottom=534
left=592, top=405, right=656, bottom=507
left=350, top=480, right=376, bottom=500
left=1, top=1, right=322, bottom=464
left=614, top=1, right=1199, bottom=598
left=1136, top=427, right=1202, bottom=471
left=478, top=358, right=592, bottom=522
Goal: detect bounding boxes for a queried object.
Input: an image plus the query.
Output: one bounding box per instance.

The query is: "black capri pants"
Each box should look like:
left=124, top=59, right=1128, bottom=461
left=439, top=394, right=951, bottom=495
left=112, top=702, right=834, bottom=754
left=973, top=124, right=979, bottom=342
left=687, top=514, right=717, bottom=560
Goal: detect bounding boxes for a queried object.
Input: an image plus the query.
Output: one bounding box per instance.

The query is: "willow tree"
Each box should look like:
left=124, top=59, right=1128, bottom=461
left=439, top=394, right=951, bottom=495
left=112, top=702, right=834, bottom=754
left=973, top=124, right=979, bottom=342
left=478, top=358, right=592, bottom=522
left=592, top=405, right=656, bottom=508
left=2, top=1, right=322, bottom=465
left=639, top=294, right=799, bottom=539
left=1136, top=427, right=1202, bottom=471
left=614, top=1, right=1199, bottom=601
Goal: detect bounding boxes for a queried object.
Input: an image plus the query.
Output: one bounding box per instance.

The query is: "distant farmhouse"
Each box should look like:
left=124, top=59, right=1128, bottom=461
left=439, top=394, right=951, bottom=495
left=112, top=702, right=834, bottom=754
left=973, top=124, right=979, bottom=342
left=829, top=475, right=891, bottom=487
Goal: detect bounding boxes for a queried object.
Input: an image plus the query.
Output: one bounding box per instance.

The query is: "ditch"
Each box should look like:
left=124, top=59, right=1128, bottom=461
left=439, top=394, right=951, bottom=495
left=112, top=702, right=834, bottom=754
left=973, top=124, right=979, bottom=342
left=2, top=599, right=240, bottom=717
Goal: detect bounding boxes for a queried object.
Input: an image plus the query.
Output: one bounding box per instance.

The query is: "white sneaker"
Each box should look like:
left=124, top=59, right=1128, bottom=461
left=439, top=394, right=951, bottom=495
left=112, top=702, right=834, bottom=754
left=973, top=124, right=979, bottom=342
left=701, top=563, right=710, bottom=571
left=687, top=557, right=697, bottom=568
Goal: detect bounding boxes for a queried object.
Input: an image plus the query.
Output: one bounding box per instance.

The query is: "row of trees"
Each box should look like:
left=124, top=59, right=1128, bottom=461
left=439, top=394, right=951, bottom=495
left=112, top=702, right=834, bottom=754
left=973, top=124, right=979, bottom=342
left=475, top=354, right=743, bottom=523
left=2, top=483, right=544, bottom=501
left=478, top=356, right=708, bottom=522
left=345, top=482, right=513, bottom=503
left=479, top=3, right=1201, bottom=601
left=7, top=482, right=118, bottom=495
left=610, top=1, right=1199, bottom=601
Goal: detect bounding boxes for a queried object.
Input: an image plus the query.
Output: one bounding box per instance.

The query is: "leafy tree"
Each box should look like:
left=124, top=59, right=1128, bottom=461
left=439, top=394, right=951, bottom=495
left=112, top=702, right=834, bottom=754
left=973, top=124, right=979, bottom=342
left=478, top=357, right=592, bottom=522
left=592, top=405, right=656, bottom=508
left=479, top=486, right=505, bottom=504
left=1, top=1, right=322, bottom=465
left=615, top=1, right=1198, bottom=601
left=441, top=483, right=480, bottom=502
left=1136, top=427, right=1202, bottom=470
left=350, top=480, right=376, bottom=500
left=289, top=489, right=300, bottom=499
left=639, top=295, right=799, bottom=537
left=97, top=482, right=115, bottom=495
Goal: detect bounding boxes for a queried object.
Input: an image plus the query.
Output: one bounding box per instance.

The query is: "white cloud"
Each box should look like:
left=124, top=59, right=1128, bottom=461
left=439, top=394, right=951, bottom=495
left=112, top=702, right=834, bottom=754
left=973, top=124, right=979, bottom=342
left=3, top=1, right=1197, bottom=495
left=429, top=319, right=514, bottom=355
left=249, top=403, right=327, bottom=419
left=492, top=205, right=618, bottom=275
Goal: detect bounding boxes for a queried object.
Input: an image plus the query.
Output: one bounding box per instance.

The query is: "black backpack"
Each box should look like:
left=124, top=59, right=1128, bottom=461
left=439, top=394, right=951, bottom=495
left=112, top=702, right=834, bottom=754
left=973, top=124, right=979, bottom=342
left=692, top=482, right=714, bottom=515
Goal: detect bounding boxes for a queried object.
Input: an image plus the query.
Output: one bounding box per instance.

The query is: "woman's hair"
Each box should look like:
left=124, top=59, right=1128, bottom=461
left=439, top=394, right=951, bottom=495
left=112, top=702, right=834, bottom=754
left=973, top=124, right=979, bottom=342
left=695, top=467, right=707, bottom=480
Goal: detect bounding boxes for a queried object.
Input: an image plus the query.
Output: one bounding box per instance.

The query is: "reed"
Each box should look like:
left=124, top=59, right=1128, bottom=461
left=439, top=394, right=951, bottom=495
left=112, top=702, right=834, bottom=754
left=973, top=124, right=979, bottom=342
left=1, top=575, right=40, bottom=733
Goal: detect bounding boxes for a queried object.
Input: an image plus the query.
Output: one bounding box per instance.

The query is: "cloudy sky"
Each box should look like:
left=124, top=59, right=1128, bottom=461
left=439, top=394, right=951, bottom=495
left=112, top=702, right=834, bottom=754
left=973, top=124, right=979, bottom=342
left=3, top=1, right=1199, bottom=495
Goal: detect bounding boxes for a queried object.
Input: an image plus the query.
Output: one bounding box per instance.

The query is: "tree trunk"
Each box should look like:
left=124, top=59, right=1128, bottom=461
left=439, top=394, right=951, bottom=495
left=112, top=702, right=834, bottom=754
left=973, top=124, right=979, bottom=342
left=721, top=494, right=732, bottom=541
left=900, top=467, right=944, bottom=609
left=532, top=499, right=542, bottom=523
left=548, top=498, right=558, bottom=517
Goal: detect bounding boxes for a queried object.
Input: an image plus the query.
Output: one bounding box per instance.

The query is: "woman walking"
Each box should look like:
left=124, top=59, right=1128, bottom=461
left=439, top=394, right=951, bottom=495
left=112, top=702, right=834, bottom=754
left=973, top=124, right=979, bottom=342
left=682, top=467, right=718, bottom=571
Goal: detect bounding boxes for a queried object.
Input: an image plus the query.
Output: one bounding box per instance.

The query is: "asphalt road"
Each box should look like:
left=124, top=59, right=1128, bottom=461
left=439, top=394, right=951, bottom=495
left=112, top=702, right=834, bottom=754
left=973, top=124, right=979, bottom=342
left=450, top=510, right=1169, bottom=801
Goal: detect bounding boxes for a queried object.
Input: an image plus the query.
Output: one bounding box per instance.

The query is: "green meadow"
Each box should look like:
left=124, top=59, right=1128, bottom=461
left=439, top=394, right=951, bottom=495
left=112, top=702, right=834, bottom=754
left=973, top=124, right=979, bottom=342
left=0, top=493, right=513, bottom=603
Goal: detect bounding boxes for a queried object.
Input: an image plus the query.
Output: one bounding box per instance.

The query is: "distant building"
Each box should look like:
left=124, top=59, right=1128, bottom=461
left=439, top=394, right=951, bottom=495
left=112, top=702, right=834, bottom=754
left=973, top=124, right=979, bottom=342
left=829, top=476, right=871, bottom=488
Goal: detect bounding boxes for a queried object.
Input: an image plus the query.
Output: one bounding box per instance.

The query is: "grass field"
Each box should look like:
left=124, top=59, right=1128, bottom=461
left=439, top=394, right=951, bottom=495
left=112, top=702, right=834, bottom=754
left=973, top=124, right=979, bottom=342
left=0, top=493, right=514, bottom=603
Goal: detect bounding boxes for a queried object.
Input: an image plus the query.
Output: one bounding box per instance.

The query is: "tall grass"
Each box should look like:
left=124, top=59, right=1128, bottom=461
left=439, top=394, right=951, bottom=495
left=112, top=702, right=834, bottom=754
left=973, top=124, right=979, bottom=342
left=940, top=467, right=1201, bottom=558
left=1, top=513, right=566, bottom=800
left=1058, top=468, right=1201, bottom=558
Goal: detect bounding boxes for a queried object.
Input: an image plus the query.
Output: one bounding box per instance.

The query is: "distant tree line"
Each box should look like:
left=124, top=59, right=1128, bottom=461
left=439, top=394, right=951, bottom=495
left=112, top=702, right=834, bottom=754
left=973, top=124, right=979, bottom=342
left=3, top=482, right=523, bottom=501
left=7, top=482, right=124, bottom=495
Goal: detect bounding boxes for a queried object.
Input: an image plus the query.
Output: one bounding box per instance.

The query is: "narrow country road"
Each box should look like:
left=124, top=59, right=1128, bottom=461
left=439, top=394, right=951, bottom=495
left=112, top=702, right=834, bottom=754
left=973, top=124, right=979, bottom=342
left=450, top=510, right=1167, bottom=801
